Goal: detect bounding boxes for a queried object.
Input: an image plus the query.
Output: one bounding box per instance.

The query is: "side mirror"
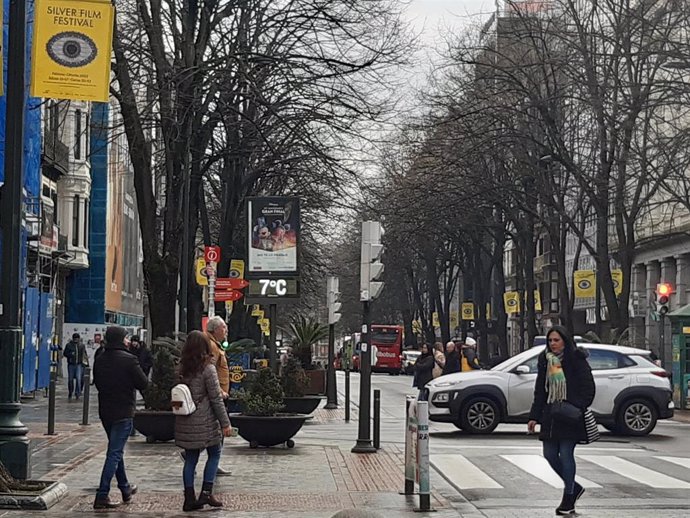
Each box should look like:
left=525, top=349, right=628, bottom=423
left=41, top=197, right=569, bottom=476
left=515, top=365, right=531, bottom=375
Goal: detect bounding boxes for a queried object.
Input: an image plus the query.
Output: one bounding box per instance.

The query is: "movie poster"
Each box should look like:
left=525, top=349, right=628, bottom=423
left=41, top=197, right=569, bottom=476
left=247, top=197, right=300, bottom=274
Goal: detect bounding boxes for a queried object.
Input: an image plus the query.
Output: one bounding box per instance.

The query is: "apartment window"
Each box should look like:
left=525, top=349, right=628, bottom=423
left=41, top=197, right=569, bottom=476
left=72, top=195, right=80, bottom=246
left=74, top=109, right=82, bottom=160
left=83, top=199, right=89, bottom=249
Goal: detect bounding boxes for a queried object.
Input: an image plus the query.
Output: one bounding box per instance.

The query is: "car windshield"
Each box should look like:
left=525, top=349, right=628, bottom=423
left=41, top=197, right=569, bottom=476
left=491, top=347, right=544, bottom=371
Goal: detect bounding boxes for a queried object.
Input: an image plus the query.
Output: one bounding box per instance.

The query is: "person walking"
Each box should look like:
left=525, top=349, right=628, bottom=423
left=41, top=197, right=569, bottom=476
left=461, top=337, right=482, bottom=372
left=203, top=316, right=231, bottom=476
left=413, top=344, right=435, bottom=400
left=432, top=342, right=446, bottom=379
left=443, top=341, right=461, bottom=375
left=92, top=326, right=149, bottom=509
left=64, top=333, right=88, bottom=400
left=175, top=331, right=233, bottom=512
left=528, top=325, right=595, bottom=516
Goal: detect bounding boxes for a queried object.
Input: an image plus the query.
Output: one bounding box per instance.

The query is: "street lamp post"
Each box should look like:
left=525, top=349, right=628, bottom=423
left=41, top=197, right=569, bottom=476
left=0, top=0, right=32, bottom=479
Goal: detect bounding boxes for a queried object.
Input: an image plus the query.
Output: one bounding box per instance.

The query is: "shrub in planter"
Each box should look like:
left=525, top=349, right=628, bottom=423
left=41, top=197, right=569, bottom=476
left=286, top=315, right=329, bottom=370
left=236, top=367, right=284, bottom=416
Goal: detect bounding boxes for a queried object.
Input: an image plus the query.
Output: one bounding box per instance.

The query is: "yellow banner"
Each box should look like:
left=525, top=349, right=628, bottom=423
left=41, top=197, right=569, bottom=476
left=486, top=303, right=491, bottom=320
left=260, top=319, right=270, bottom=333
left=230, top=259, right=245, bottom=279
left=461, top=303, right=475, bottom=320
left=412, top=319, right=420, bottom=333
left=195, top=258, right=208, bottom=286
left=504, top=291, right=520, bottom=314
left=574, top=270, right=596, bottom=298
left=612, top=269, right=623, bottom=296
left=31, top=0, right=114, bottom=101
left=449, top=311, right=459, bottom=330
left=534, top=290, right=542, bottom=312
left=225, top=301, right=234, bottom=315
left=432, top=312, right=439, bottom=328
left=251, top=304, right=262, bottom=317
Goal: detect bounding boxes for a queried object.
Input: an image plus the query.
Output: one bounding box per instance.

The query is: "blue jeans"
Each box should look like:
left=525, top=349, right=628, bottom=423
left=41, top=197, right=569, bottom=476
left=68, top=364, right=84, bottom=398
left=97, top=419, right=134, bottom=498
left=543, top=439, right=577, bottom=494
left=183, top=443, right=222, bottom=488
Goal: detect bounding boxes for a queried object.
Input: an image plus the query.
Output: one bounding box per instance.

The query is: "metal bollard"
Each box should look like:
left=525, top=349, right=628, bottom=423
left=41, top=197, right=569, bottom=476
left=401, top=395, right=415, bottom=495
left=47, top=370, right=57, bottom=435
left=81, top=367, right=91, bottom=426
left=344, top=369, right=351, bottom=422
left=415, top=400, right=433, bottom=512
left=373, top=389, right=381, bottom=450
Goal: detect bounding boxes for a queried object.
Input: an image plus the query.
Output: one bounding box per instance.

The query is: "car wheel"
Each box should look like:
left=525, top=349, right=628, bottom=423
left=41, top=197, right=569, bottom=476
left=617, top=399, right=658, bottom=436
left=460, top=397, right=500, bottom=434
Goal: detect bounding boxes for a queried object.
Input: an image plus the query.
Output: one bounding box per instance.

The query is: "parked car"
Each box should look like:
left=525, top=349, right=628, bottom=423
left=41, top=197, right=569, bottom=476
left=424, top=343, right=673, bottom=436
left=401, top=350, right=421, bottom=374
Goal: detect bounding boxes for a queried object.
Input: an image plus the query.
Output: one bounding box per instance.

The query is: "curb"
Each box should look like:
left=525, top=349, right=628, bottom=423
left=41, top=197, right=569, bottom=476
left=0, top=481, right=68, bottom=511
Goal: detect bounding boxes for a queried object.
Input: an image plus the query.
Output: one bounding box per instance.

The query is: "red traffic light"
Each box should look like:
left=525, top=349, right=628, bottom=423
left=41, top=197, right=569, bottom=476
left=657, top=283, right=672, bottom=297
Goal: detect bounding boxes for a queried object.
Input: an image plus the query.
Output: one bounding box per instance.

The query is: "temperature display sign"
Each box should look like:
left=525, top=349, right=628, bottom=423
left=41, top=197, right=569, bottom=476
left=247, top=278, right=299, bottom=299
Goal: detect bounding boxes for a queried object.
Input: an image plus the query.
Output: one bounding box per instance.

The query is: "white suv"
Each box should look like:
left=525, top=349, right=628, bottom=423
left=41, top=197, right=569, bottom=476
left=425, top=343, right=674, bottom=436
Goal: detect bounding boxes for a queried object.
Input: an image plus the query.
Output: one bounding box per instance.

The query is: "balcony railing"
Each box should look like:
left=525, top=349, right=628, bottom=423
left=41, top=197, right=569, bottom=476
left=43, top=129, right=69, bottom=175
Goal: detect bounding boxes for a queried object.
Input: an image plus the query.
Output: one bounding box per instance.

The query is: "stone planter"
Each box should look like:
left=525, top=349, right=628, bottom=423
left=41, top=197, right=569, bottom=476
left=282, top=396, right=323, bottom=415
left=133, top=410, right=175, bottom=443
left=228, top=413, right=311, bottom=448
left=0, top=481, right=68, bottom=510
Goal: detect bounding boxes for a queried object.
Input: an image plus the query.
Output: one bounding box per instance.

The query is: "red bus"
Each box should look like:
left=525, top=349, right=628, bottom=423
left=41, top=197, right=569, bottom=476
left=371, top=325, right=403, bottom=374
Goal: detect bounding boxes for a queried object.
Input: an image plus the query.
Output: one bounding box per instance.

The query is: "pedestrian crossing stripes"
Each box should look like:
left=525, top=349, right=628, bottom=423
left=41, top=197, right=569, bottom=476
left=578, top=455, right=690, bottom=489
left=502, top=455, right=601, bottom=489
left=432, top=454, right=690, bottom=491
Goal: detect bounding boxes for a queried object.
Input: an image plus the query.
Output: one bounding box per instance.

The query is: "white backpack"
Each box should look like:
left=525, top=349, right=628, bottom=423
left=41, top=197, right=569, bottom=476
left=171, top=383, right=197, bottom=416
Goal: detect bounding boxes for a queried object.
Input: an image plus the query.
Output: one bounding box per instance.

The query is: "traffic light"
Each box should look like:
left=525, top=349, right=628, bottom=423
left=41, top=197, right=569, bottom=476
left=327, top=276, right=342, bottom=324
left=656, top=283, right=673, bottom=315
left=360, top=221, right=384, bottom=301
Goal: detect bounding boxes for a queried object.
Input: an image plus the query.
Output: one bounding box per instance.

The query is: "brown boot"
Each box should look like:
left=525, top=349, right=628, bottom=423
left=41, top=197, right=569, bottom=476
left=183, top=487, right=203, bottom=512
left=197, top=482, right=223, bottom=507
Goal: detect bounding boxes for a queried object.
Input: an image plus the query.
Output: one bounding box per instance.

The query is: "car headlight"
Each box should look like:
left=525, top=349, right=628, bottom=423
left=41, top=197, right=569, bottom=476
left=434, top=380, right=461, bottom=388
left=433, top=392, right=450, bottom=403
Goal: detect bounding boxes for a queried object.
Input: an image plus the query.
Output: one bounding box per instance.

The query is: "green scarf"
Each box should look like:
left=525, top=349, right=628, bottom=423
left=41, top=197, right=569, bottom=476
left=545, top=352, right=567, bottom=404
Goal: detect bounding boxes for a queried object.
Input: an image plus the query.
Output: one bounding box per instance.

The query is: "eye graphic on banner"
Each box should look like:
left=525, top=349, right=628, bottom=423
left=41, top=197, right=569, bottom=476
left=574, top=270, right=596, bottom=298
left=229, top=259, right=245, bottom=279
left=462, top=303, right=475, bottom=320
left=503, top=292, right=520, bottom=314
left=47, top=32, right=98, bottom=67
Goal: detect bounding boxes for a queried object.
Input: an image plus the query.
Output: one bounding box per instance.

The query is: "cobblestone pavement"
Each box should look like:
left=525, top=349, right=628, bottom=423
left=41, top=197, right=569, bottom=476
left=1, top=383, right=474, bottom=517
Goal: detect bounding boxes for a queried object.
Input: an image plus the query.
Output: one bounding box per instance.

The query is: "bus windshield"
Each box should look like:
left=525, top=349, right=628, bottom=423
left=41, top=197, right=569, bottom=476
left=370, top=328, right=401, bottom=345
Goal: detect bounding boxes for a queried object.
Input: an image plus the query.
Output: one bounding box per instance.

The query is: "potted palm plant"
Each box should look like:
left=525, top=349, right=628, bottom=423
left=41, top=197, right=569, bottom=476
left=133, top=336, right=182, bottom=442
left=229, top=367, right=311, bottom=448
left=281, top=356, right=323, bottom=414
left=286, top=315, right=329, bottom=395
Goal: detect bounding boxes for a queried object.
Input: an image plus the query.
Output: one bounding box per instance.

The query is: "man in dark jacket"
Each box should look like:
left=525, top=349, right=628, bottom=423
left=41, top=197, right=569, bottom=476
left=443, top=341, right=461, bottom=375
left=93, top=326, right=148, bottom=509
left=64, top=333, right=88, bottom=400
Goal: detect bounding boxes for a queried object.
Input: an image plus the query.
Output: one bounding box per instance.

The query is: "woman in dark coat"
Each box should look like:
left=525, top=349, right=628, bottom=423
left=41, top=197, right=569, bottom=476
left=528, top=325, right=595, bottom=516
left=413, top=344, right=435, bottom=399
left=175, top=331, right=232, bottom=512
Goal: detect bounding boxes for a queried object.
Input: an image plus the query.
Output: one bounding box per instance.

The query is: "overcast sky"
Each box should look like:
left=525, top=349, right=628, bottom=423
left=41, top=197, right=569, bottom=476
left=406, top=0, right=496, bottom=45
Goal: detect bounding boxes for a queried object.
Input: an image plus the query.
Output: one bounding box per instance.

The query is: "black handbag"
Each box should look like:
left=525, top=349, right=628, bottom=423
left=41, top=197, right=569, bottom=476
left=551, top=401, right=583, bottom=423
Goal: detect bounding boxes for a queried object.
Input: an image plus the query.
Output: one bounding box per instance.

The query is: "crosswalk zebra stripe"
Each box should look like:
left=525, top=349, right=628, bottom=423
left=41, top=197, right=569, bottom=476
left=655, top=456, right=690, bottom=470
left=501, top=455, right=601, bottom=489
left=432, top=454, right=503, bottom=489
left=578, top=455, right=690, bottom=489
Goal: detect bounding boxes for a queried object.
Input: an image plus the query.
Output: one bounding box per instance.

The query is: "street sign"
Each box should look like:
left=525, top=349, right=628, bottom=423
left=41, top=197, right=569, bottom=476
left=214, top=290, right=243, bottom=302
left=205, top=246, right=221, bottom=263
left=216, top=278, right=249, bottom=290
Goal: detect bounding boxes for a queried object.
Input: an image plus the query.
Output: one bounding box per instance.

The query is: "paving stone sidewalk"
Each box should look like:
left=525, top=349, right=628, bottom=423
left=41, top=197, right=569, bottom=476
left=1, top=384, right=476, bottom=518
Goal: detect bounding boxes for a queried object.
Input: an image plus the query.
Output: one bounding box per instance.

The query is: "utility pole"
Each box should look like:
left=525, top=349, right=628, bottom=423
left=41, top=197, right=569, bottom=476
left=352, top=221, right=384, bottom=454
left=0, top=0, right=31, bottom=479
left=325, top=276, right=341, bottom=409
